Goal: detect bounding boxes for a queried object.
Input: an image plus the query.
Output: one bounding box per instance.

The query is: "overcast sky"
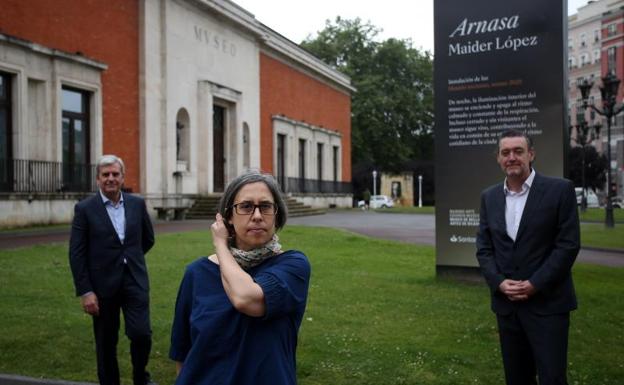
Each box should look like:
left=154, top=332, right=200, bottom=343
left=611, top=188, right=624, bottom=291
left=234, top=0, right=593, bottom=53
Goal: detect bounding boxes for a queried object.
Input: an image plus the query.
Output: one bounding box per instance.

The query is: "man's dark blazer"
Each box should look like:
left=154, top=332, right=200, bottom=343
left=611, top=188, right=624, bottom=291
left=69, top=193, right=155, bottom=298
left=476, top=173, right=580, bottom=315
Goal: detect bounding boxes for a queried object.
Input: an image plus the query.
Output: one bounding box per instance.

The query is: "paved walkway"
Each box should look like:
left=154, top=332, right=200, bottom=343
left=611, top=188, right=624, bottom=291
left=290, top=210, right=436, bottom=245
left=290, top=211, right=624, bottom=267
left=0, top=374, right=94, bottom=385
left=1, top=211, right=623, bottom=266
left=0, top=220, right=213, bottom=249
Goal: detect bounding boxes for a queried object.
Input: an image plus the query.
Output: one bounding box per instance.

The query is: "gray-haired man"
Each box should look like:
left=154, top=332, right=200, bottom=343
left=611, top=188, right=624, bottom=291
left=69, top=154, right=156, bottom=385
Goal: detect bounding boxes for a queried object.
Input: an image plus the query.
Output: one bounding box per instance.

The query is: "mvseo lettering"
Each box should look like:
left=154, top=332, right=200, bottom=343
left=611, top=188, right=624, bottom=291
left=194, top=26, right=237, bottom=57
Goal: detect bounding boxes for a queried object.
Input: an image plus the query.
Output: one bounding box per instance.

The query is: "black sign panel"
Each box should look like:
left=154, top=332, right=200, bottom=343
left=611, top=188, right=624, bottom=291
left=433, top=0, right=567, bottom=268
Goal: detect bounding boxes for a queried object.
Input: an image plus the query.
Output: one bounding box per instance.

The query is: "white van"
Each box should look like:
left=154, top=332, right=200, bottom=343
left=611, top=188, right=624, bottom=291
left=575, top=188, right=600, bottom=208
left=370, top=195, right=395, bottom=209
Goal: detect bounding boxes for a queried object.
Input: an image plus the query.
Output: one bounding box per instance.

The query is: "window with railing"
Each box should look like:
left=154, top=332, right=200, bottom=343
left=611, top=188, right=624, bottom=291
left=332, top=145, right=339, bottom=182
left=607, top=47, right=616, bottom=74
left=277, top=134, right=286, bottom=192
left=0, top=159, right=96, bottom=193
left=62, top=87, right=91, bottom=192
left=317, top=142, right=323, bottom=183
left=298, top=139, right=306, bottom=180
left=273, top=115, right=344, bottom=195
left=580, top=53, right=590, bottom=66
left=280, top=177, right=352, bottom=194
left=0, top=72, right=12, bottom=192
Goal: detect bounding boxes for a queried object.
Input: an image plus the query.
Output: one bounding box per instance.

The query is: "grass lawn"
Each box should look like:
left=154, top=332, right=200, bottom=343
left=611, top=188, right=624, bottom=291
left=579, top=208, right=624, bottom=223
left=0, top=227, right=622, bottom=385
left=581, top=223, right=624, bottom=250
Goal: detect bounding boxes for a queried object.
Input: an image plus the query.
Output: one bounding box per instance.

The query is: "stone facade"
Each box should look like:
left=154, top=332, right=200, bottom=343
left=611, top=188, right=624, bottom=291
left=140, top=0, right=263, bottom=210
left=0, top=0, right=141, bottom=189
left=259, top=53, right=352, bottom=180
left=0, top=0, right=353, bottom=226
left=381, top=172, right=415, bottom=207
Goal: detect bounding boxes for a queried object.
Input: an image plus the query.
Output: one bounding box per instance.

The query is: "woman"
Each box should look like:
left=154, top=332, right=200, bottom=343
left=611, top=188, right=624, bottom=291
left=169, top=171, right=311, bottom=385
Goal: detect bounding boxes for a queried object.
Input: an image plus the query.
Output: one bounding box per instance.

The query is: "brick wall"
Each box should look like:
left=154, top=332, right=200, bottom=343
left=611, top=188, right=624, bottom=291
left=0, top=0, right=141, bottom=191
left=259, top=53, right=352, bottom=181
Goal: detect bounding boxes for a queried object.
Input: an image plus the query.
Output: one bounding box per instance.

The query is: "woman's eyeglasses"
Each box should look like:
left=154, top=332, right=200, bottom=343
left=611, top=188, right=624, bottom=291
left=230, top=201, right=278, bottom=216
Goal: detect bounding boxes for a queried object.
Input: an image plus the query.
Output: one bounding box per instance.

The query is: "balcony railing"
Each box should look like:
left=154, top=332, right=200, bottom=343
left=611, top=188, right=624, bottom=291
left=279, top=177, right=352, bottom=194
left=0, top=159, right=96, bottom=193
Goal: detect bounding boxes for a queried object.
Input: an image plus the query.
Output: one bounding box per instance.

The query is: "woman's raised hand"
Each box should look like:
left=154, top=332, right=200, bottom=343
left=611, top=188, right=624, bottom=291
left=211, top=213, right=230, bottom=247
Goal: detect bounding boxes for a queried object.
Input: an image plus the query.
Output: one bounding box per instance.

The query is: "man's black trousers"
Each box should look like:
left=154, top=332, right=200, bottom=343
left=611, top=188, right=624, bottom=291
left=92, top=266, right=151, bottom=385
left=497, top=310, right=570, bottom=385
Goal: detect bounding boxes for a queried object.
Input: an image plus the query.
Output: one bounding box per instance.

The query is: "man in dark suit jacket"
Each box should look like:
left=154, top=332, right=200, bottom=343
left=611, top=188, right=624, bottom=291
left=69, top=155, right=156, bottom=385
left=476, top=130, right=580, bottom=385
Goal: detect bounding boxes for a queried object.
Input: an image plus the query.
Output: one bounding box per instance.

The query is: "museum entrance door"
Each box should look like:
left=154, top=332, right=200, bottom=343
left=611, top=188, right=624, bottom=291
left=213, top=104, right=225, bottom=192
left=277, top=133, right=286, bottom=192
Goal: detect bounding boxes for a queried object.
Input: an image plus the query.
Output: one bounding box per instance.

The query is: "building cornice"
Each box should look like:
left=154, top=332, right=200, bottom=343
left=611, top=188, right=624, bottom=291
left=0, top=32, right=107, bottom=70
left=0, top=33, right=108, bottom=71
left=188, top=0, right=265, bottom=37
left=569, top=13, right=604, bottom=28
left=602, top=5, right=624, bottom=22
left=188, top=0, right=354, bottom=94
left=272, top=114, right=343, bottom=137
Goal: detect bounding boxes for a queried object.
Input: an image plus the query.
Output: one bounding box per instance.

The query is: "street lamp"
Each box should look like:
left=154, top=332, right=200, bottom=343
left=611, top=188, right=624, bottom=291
left=578, top=73, right=623, bottom=228
left=372, top=170, right=377, bottom=196
left=569, top=107, right=601, bottom=212
left=418, top=174, right=423, bottom=208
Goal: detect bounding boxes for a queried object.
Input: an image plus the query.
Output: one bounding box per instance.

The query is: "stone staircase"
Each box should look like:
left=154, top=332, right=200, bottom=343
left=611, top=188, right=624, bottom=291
left=185, top=195, right=325, bottom=219
left=284, top=197, right=326, bottom=217
left=185, top=195, right=222, bottom=219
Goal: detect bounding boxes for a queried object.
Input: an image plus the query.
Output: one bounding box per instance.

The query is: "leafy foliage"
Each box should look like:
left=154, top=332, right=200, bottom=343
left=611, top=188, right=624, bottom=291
left=568, top=145, right=607, bottom=191
left=301, top=17, right=434, bottom=172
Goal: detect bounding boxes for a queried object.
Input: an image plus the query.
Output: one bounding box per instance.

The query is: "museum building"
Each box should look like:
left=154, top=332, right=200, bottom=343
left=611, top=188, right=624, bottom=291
left=0, top=0, right=354, bottom=226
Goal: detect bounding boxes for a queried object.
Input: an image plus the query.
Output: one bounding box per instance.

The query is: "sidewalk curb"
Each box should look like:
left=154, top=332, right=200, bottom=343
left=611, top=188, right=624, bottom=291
left=0, top=374, right=95, bottom=385
left=582, top=246, right=624, bottom=255
left=0, top=228, right=70, bottom=239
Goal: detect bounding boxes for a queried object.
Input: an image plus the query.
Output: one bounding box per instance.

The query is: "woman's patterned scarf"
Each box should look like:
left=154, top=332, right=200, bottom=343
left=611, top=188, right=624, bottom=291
left=229, top=234, right=282, bottom=269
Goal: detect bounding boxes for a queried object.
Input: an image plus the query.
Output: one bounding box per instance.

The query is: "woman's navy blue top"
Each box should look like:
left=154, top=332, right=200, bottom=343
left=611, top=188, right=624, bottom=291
left=169, top=250, right=311, bottom=385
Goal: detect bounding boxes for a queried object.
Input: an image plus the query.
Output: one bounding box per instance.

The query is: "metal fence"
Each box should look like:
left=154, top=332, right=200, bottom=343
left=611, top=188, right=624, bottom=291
left=0, top=159, right=96, bottom=193
left=0, top=159, right=353, bottom=195
left=280, top=177, right=352, bottom=194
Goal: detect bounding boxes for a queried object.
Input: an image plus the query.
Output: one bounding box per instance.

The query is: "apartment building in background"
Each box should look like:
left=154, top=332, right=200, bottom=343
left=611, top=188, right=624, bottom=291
left=568, top=0, right=624, bottom=199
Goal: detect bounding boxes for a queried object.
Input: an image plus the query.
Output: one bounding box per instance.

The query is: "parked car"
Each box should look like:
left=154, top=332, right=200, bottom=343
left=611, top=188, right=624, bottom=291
left=575, top=188, right=600, bottom=208
left=611, top=196, right=623, bottom=209
left=369, top=195, right=394, bottom=209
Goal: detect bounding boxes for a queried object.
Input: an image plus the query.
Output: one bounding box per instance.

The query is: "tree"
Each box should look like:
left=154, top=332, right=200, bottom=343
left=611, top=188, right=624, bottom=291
left=301, top=17, right=434, bottom=173
left=568, top=145, right=607, bottom=192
